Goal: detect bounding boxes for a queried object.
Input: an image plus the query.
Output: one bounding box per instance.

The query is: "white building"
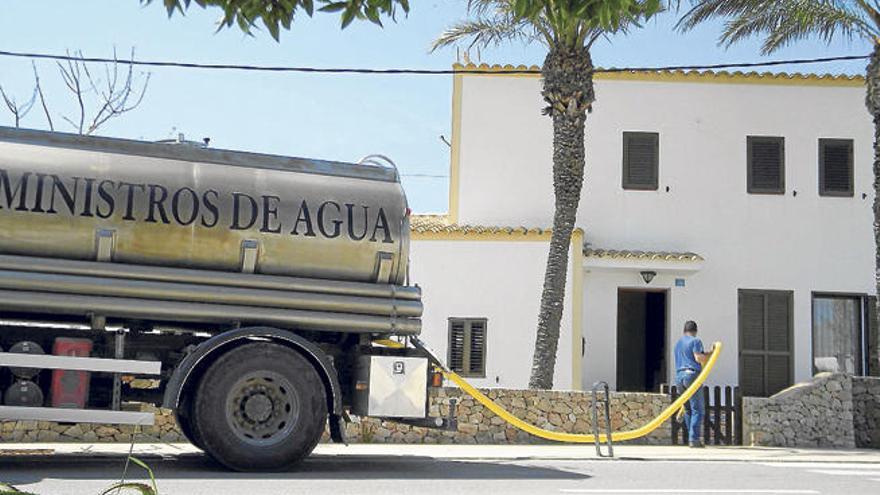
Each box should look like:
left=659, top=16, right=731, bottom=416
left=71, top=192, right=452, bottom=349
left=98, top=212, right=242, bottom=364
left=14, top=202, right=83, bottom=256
left=409, top=64, right=877, bottom=396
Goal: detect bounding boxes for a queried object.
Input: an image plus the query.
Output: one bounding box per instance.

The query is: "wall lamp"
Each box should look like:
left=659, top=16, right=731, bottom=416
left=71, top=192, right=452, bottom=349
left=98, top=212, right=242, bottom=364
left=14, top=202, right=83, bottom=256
left=640, top=270, right=657, bottom=284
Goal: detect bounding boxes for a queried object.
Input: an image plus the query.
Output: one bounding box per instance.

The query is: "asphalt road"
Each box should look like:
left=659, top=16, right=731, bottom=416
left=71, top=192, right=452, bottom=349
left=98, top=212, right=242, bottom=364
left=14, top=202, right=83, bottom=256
left=2, top=453, right=879, bottom=495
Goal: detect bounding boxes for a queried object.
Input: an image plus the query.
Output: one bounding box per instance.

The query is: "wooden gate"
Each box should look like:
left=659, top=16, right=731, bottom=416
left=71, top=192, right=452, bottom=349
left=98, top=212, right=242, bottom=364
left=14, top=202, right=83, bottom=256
left=668, top=385, right=743, bottom=445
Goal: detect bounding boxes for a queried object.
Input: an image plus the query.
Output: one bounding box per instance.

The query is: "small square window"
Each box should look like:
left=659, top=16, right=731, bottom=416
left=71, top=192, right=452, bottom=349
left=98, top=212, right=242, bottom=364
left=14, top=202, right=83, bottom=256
left=747, top=136, right=785, bottom=194
left=622, top=132, right=659, bottom=190
left=448, top=318, right=487, bottom=378
left=819, top=139, right=854, bottom=197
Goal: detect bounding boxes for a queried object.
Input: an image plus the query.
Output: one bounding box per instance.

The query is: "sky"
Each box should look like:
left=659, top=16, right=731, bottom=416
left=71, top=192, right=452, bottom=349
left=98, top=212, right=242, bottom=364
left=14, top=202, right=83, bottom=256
left=0, top=1, right=871, bottom=213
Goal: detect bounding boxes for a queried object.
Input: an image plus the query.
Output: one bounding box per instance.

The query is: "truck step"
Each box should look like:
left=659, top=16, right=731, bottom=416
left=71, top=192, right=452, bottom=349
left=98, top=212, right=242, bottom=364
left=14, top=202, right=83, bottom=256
left=0, top=352, right=161, bottom=375
left=0, top=405, right=154, bottom=425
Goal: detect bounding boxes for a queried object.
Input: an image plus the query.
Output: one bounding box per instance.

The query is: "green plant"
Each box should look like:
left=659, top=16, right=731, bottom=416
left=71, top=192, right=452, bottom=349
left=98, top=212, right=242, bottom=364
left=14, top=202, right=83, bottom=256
left=142, top=0, right=410, bottom=38
left=0, top=481, right=37, bottom=495
left=100, top=456, right=159, bottom=495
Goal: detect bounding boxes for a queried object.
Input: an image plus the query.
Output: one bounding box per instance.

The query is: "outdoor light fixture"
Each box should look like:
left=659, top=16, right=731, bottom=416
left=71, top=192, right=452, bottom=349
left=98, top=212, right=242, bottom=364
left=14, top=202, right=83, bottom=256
left=640, top=271, right=657, bottom=284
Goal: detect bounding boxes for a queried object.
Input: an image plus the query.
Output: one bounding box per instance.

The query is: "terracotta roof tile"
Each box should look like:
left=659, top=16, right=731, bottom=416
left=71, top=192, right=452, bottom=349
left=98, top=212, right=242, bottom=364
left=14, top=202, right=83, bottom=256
left=584, top=248, right=703, bottom=262
left=452, top=63, right=863, bottom=86
left=410, top=214, right=550, bottom=237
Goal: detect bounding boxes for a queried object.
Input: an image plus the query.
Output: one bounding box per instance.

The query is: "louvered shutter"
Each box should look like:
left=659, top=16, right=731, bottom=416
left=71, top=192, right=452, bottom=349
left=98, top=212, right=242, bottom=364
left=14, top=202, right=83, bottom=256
left=447, top=318, right=487, bottom=377
left=469, top=320, right=486, bottom=376
left=740, top=292, right=765, bottom=352
left=622, top=132, right=659, bottom=190
left=819, top=139, right=854, bottom=196
left=747, top=136, right=785, bottom=194
left=740, top=354, right=765, bottom=397
left=738, top=290, right=793, bottom=397
left=448, top=320, right=465, bottom=373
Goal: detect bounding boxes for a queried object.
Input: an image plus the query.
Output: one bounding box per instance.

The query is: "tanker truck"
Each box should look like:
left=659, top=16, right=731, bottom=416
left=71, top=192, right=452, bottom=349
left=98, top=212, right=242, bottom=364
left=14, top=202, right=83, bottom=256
left=0, top=126, right=440, bottom=471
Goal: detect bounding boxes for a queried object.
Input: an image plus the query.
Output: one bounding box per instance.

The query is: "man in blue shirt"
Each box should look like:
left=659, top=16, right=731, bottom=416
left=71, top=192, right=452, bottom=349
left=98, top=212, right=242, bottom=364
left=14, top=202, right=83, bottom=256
left=674, top=320, right=714, bottom=448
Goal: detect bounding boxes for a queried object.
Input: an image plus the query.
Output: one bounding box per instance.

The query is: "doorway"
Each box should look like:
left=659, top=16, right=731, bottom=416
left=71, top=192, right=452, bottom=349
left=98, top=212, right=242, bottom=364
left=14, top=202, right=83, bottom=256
left=616, top=289, right=667, bottom=392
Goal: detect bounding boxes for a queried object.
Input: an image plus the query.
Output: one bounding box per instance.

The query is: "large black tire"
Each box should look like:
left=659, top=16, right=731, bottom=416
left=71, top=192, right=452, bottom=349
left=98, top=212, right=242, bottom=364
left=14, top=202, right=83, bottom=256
left=191, top=342, right=327, bottom=471
left=175, top=405, right=207, bottom=452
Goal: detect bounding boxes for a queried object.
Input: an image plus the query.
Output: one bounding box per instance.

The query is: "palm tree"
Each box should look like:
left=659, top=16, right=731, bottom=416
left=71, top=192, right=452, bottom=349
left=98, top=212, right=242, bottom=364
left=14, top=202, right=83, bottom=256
left=678, top=1, right=880, bottom=376
left=434, top=0, right=664, bottom=389
left=145, top=0, right=409, bottom=38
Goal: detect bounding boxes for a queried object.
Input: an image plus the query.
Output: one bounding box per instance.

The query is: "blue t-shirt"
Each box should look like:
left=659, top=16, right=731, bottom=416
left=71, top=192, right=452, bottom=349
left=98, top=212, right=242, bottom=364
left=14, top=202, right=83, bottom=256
left=674, top=335, right=704, bottom=372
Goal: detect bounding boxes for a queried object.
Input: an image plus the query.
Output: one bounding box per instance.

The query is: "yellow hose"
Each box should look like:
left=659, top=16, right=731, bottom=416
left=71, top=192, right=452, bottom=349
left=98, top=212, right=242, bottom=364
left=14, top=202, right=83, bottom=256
left=441, top=341, right=722, bottom=443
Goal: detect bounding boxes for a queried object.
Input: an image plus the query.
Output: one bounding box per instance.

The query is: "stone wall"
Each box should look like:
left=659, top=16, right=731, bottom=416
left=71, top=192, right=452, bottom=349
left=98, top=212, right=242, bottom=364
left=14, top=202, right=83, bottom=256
left=0, top=405, right=184, bottom=443
left=853, top=376, right=880, bottom=448
left=742, top=372, right=855, bottom=448
left=0, top=387, right=671, bottom=445
left=336, top=387, right=671, bottom=445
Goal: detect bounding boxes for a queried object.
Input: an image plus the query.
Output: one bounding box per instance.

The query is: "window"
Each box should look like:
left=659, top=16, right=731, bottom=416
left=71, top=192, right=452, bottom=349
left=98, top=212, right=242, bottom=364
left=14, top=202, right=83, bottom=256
left=622, top=132, right=659, bottom=190
left=738, top=289, right=793, bottom=397
left=812, top=294, right=864, bottom=375
left=448, top=318, right=487, bottom=378
left=747, top=136, right=785, bottom=194
left=819, top=139, right=854, bottom=197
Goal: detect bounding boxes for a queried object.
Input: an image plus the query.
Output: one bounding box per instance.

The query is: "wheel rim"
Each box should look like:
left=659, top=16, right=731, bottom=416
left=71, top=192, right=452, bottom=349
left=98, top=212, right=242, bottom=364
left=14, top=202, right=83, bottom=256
left=224, top=371, right=300, bottom=447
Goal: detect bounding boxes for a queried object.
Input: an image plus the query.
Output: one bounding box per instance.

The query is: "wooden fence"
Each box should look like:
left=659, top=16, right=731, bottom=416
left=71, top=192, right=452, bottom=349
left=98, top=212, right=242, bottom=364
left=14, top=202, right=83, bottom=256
left=667, top=385, right=743, bottom=445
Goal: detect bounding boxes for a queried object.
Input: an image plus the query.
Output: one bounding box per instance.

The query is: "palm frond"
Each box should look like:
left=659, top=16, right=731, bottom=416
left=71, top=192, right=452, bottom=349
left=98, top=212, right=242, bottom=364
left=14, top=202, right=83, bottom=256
left=433, top=0, right=663, bottom=52
left=679, top=0, right=879, bottom=54
left=431, top=0, right=549, bottom=51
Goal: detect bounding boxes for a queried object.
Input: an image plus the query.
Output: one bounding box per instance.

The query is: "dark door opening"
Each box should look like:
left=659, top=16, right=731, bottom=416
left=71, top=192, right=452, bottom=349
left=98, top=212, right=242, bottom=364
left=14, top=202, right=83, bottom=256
left=616, top=289, right=667, bottom=392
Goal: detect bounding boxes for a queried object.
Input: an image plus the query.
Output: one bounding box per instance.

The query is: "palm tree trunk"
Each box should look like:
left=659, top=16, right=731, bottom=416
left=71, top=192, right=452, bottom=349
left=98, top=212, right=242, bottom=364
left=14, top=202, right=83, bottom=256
left=868, top=42, right=880, bottom=376
left=529, top=46, right=595, bottom=389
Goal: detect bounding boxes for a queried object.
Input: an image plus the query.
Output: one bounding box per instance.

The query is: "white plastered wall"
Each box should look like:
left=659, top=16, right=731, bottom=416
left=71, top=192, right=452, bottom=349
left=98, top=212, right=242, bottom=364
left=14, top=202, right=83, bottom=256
left=453, top=73, right=874, bottom=389
left=409, top=238, right=576, bottom=390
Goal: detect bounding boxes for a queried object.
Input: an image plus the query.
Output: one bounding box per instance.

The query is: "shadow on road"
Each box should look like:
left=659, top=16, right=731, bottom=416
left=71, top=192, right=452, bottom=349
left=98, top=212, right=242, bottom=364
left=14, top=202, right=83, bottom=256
left=0, top=453, right=591, bottom=484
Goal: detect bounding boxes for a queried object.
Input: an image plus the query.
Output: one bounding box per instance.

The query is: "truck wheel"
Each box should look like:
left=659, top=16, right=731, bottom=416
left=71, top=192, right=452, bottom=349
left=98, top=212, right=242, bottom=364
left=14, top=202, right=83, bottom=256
left=175, top=406, right=206, bottom=452
left=191, top=342, right=327, bottom=471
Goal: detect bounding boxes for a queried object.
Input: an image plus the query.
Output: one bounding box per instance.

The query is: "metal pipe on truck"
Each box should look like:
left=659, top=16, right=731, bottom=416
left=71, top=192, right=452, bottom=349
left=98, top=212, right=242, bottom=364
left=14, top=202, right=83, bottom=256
left=0, top=289, right=421, bottom=334
left=0, top=253, right=421, bottom=301
left=0, top=269, right=422, bottom=318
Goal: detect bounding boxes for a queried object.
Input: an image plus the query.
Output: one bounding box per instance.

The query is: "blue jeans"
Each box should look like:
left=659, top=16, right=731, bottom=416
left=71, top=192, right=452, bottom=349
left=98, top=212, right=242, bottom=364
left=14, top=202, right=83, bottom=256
left=676, top=370, right=704, bottom=444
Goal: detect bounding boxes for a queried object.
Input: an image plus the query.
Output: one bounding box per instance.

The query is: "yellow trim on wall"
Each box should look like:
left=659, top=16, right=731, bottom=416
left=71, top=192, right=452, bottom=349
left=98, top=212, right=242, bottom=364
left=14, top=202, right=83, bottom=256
left=448, top=73, right=463, bottom=223
left=451, top=62, right=865, bottom=87
left=411, top=231, right=553, bottom=241
left=570, top=229, right=584, bottom=391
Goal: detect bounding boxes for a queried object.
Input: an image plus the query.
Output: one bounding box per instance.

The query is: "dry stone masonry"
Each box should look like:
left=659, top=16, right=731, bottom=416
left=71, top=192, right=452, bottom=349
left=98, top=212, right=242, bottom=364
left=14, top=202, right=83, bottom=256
left=0, top=387, right=671, bottom=445
left=336, top=387, right=671, bottom=445
left=743, top=373, right=856, bottom=448
left=4, top=380, right=877, bottom=448
left=853, top=376, right=880, bottom=448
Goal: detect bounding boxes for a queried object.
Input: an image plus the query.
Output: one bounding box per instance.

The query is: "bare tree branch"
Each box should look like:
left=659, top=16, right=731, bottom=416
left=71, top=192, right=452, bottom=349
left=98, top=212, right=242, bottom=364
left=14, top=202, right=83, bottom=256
left=0, top=76, right=38, bottom=128
left=32, top=62, right=53, bottom=131
left=25, top=48, right=152, bottom=135
left=84, top=48, right=151, bottom=135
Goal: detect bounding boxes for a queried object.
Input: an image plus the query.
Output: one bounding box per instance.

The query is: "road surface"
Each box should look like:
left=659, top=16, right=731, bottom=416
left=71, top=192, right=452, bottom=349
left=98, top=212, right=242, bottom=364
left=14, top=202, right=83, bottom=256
left=1, top=452, right=879, bottom=495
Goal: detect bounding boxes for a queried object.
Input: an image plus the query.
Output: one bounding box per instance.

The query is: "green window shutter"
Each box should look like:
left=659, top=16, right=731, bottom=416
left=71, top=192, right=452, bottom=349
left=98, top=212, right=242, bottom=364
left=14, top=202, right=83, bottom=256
left=739, top=290, right=793, bottom=397
left=766, top=355, right=791, bottom=396
left=819, top=139, right=854, bottom=197
left=468, top=320, right=487, bottom=377
left=740, top=292, right=766, bottom=351
left=448, top=318, right=487, bottom=378
left=448, top=320, right=465, bottom=373
left=766, top=292, right=791, bottom=353
left=622, top=132, right=659, bottom=190
left=740, top=354, right=766, bottom=397
left=747, top=136, right=785, bottom=194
